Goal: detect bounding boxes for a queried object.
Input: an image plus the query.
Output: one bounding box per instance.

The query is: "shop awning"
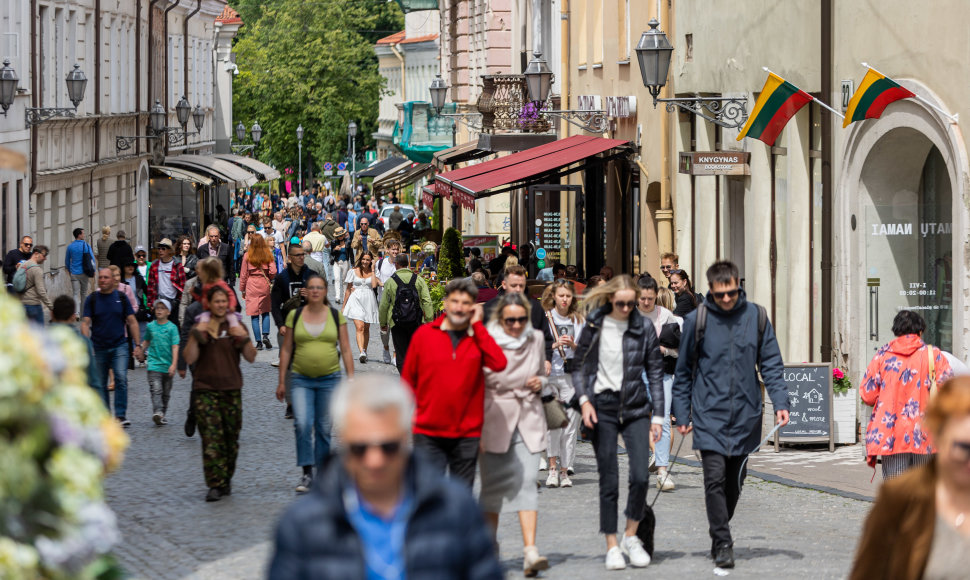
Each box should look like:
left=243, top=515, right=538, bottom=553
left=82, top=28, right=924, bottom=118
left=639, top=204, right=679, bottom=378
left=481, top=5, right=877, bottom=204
left=356, top=156, right=410, bottom=178
left=434, top=135, right=630, bottom=209
left=164, top=154, right=259, bottom=188
left=150, top=165, right=214, bottom=187
left=432, top=139, right=492, bottom=169
left=421, top=186, right=435, bottom=208
left=212, top=154, right=281, bottom=181
left=373, top=162, right=433, bottom=192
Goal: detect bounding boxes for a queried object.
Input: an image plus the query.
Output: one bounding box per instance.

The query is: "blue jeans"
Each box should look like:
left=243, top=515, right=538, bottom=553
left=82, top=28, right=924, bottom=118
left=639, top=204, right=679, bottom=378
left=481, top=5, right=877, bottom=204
left=24, top=304, right=45, bottom=324
left=290, top=371, right=341, bottom=467
left=320, top=249, right=333, bottom=284
left=94, top=343, right=129, bottom=418
left=655, top=373, right=674, bottom=467
left=251, top=313, right=270, bottom=341
left=233, top=238, right=242, bottom=273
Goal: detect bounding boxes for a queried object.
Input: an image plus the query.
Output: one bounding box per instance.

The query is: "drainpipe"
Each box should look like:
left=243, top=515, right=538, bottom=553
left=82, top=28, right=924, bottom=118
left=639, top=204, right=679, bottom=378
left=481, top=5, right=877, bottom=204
left=92, top=0, right=101, bottom=238
left=136, top=0, right=142, bottom=155
left=29, top=0, right=37, bottom=213
left=820, top=0, right=833, bottom=363
left=182, top=0, right=201, bottom=148
left=148, top=0, right=164, bottom=111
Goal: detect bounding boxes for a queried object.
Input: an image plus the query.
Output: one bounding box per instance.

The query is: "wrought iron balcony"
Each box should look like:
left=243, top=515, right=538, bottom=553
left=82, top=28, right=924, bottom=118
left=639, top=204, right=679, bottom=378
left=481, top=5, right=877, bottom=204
left=476, top=75, right=552, bottom=134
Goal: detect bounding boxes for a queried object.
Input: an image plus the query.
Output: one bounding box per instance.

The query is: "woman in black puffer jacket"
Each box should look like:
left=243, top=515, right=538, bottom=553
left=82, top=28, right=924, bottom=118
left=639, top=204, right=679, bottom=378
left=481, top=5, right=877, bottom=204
left=571, top=274, right=665, bottom=570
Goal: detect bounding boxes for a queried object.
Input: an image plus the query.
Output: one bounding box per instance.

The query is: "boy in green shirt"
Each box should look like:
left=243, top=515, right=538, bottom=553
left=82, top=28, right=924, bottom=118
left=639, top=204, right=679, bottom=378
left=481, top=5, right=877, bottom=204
left=139, top=299, right=180, bottom=425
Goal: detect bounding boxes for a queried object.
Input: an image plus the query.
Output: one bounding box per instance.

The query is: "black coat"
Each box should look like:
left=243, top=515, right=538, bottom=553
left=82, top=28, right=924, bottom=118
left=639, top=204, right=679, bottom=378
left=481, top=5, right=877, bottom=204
left=198, top=242, right=232, bottom=283
left=3, top=248, right=30, bottom=285
left=673, top=289, right=698, bottom=317
left=106, top=240, right=135, bottom=270
left=268, top=452, right=502, bottom=580
left=270, top=265, right=312, bottom=327
left=571, top=304, right=665, bottom=423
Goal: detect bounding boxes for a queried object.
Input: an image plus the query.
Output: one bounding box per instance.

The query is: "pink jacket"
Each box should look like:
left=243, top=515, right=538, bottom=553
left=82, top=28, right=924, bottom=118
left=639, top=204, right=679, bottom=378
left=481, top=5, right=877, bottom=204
left=481, top=328, right=548, bottom=454
left=861, top=334, right=953, bottom=466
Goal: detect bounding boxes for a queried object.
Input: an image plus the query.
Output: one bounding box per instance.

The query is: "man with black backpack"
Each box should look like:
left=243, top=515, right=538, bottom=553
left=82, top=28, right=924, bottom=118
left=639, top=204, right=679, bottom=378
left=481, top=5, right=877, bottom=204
left=376, top=239, right=404, bottom=364
left=671, top=260, right=790, bottom=570
left=378, top=253, right=433, bottom=374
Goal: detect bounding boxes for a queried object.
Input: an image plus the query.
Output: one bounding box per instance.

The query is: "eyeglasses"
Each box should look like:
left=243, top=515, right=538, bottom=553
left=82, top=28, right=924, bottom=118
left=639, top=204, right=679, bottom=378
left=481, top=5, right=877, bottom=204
left=346, top=440, right=403, bottom=458
left=659, top=265, right=672, bottom=271
left=953, top=441, right=970, bottom=463
left=502, top=316, right=529, bottom=326
left=612, top=300, right=637, bottom=310
left=712, top=289, right=740, bottom=300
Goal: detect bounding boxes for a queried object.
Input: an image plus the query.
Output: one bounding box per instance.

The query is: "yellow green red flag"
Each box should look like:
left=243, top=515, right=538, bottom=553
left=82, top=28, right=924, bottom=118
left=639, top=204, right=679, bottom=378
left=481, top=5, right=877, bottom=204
left=737, top=73, right=814, bottom=146
left=843, top=68, right=915, bottom=128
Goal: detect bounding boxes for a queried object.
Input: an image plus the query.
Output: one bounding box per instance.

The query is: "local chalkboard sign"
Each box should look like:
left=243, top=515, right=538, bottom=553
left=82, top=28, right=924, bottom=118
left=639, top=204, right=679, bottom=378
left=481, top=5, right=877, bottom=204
left=774, top=363, right=834, bottom=451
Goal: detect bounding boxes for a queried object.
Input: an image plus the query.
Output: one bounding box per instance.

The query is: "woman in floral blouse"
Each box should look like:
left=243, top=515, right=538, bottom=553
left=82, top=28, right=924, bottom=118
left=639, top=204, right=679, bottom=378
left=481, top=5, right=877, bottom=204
left=861, top=310, right=954, bottom=479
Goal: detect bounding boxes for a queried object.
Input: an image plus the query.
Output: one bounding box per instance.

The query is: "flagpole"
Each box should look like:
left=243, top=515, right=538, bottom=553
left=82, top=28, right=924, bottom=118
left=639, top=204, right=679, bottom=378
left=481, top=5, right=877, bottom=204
left=763, top=67, right=844, bottom=119
left=861, top=62, right=958, bottom=122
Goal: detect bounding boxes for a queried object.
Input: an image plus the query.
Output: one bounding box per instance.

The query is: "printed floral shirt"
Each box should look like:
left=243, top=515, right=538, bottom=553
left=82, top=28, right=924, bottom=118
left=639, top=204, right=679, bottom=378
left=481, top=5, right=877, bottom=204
left=860, top=334, right=953, bottom=466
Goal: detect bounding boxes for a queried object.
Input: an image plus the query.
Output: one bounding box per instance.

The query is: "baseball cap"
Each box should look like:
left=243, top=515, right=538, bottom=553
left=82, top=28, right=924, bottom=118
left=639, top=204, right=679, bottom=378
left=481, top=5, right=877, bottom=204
left=153, top=298, right=171, bottom=312
left=157, top=238, right=174, bottom=248
left=134, top=245, right=147, bottom=255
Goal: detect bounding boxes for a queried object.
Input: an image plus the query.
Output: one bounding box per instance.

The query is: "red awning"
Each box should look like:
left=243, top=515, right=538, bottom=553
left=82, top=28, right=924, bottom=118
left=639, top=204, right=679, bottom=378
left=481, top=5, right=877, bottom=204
left=433, top=135, right=629, bottom=209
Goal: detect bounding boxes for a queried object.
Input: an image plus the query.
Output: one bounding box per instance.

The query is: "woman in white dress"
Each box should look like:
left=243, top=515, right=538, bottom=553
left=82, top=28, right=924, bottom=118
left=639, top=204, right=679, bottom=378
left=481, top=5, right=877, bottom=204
left=342, top=250, right=380, bottom=364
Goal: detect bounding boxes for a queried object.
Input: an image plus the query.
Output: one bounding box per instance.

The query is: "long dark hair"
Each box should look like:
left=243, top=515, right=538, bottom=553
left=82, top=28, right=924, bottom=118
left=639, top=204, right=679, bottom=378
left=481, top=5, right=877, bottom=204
left=670, top=269, right=697, bottom=306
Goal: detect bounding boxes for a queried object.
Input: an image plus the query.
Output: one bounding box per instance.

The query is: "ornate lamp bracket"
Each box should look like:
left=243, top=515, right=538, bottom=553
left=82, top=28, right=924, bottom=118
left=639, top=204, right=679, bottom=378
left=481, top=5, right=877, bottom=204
left=655, top=96, right=749, bottom=129
left=231, top=144, right=256, bottom=154
left=25, top=106, right=78, bottom=128
left=438, top=112, right=483, bottom=132
left=541, top=109, right=610, bottom=133
left=115, top=134, right=159, bottom=152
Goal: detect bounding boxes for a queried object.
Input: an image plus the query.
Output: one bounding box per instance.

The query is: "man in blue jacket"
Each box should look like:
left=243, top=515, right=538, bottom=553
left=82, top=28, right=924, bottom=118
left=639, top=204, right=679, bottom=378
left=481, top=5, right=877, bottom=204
left=65, top=228, right=94, bottom=314
left=268, top=375, right=502, bottom=580
left=672, top=260, right=790, bottom=570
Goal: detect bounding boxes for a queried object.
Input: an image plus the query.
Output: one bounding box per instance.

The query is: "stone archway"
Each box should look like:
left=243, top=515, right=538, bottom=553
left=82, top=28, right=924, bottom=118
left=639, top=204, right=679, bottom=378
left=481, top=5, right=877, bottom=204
left=836, top=81, right=970, bottom=377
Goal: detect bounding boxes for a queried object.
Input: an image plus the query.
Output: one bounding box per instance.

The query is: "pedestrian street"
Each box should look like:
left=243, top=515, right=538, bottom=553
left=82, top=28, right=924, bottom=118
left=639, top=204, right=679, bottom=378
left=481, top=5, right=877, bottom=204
left=104, top=316, right=871, bottom=579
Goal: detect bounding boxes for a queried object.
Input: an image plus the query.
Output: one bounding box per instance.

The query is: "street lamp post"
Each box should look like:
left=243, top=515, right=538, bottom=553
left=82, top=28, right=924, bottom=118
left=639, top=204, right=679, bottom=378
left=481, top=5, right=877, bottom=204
left=348, top=120, right=357, bottom=193
left=0, top=60, right=89, bottom=126
left=297, top=124, right=304, bottom=195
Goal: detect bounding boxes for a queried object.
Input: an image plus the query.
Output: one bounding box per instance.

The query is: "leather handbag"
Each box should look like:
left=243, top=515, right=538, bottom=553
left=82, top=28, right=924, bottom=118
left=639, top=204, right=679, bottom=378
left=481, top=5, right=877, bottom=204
left=542, top=394, right=568, bottom=429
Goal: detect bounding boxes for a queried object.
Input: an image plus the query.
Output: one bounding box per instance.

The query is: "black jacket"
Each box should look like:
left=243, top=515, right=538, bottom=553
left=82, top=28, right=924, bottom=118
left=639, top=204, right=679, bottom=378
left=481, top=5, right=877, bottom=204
left=198, top=242, right=232, bottom=283
left=484, top=292, right=554, bottom=361
left=271, top=264, right=312, bottom=327
left=673, top=289, right=698, bottom=317
left=268, top=452, right=502, bottom=580
left=571, top=304, right=665, bottom=423
left=106, top=240, right=135, bottom=270
left=3, top=248, right=30, bottom=285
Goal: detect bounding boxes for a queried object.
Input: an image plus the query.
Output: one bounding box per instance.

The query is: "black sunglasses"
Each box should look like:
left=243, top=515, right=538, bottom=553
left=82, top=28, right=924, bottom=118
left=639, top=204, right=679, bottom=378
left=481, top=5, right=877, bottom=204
left=712, top=289, right=740, bottom=300
left=502, top=316, right=529, bottom=326
left=613, top=300, right=637, bottom=309
left=346, top=440, right=403, bottom=458
left=659, top=265, right=673, bottom=270
left=23, top=242, right=33, bottom=247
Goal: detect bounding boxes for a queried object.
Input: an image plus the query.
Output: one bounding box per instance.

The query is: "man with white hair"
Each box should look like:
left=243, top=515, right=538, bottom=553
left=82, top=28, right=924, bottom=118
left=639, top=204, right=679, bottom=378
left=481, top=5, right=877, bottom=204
left=269, top=376, right=502, bottom=579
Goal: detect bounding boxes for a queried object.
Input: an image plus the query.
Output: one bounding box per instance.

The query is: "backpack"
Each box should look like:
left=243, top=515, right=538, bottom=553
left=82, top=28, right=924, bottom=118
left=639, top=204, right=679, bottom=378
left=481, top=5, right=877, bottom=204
left=693, top=302, right=768, bottom=374
left=390, top=273, right=421, bottom=325
left=12, top=263, right=35, bottom=293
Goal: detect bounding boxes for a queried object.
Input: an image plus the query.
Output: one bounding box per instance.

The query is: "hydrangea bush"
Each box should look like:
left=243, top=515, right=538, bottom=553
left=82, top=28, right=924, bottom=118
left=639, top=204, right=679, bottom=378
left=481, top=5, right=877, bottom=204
left=0, top=295, right=128, bottom=579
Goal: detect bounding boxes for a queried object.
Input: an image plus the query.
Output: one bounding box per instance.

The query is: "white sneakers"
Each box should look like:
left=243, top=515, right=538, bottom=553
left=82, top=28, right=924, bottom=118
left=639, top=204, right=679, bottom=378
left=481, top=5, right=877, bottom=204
left=656, top=467, right=676, bottom=491
left=605, top=547, right=626, bottom=570
left=383, top=348, right=392, bottom=364
left=559, top=471, right=573, bottom=487
left=545, top=471, right=559, bottom=488
left=620, top=534, right=652, bottom=568
left=522, top=546, right=549, bottom=577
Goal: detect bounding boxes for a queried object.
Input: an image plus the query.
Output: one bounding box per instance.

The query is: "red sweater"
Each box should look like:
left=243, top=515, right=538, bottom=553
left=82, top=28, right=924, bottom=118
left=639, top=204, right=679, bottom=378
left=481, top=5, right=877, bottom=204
left=401, top=315, right=507, bottom=438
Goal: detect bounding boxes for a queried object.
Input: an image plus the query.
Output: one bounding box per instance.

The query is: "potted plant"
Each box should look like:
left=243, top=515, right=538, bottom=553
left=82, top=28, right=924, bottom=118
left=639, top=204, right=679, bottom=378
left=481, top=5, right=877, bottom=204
left=832, top=366, right=858, bottom=444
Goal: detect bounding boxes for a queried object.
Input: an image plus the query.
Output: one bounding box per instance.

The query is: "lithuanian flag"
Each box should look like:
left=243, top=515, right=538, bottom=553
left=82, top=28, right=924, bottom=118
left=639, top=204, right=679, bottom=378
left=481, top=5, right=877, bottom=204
left=737, top=73, right=814, bottom=146
left=843, top=69, right=915, bottom=128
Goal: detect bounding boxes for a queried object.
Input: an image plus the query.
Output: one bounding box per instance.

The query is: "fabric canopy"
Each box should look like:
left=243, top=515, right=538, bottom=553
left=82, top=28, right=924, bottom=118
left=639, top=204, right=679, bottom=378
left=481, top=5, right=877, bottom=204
left=356, top=156, right=410, bottom=178
left=212, top=154, right=281, bottom=181
left=432, top=139, right=491, bottom=169
left=433, top=135, right=629, bottom=209
left=150, top=165, right=214, bottom=187
left=164, top=155, right=258, bottom=188
left=374, top=162, right=433, bottom=193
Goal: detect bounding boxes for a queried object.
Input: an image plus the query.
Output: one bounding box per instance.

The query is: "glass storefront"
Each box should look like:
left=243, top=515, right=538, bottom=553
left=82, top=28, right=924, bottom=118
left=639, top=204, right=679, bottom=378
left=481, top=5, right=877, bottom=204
left=148, top=176, right=204, bottom=248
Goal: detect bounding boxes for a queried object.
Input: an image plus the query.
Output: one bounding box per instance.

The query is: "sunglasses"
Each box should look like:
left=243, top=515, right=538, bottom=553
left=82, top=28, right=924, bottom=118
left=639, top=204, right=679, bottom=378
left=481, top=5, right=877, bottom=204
left=502, top=316, right=529, bottom=326
left=613, top=300, right=637, bottom=309
left=659, top=265, right=672, bottom=270
left=712, top=289, right=740, bottom=300
left=23, top=243, right=33, bottom=247
left=346, top=440, right=403, bottom=458
left=290, top=253, right=306, bottom=258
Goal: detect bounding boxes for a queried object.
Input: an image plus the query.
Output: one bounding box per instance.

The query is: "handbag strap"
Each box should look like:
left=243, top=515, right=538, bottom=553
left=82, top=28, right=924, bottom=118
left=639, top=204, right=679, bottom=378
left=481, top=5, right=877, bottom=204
left=927, top=344, right=938, bottom=398
left=545, top=311, right=567, bottom=359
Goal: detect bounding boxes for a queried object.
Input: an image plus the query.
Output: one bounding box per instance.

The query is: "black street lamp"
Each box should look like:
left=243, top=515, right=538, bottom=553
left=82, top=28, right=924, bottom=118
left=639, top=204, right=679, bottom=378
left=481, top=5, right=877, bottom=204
left=251, top=122, right=263, bottom=144
left=429, top=74, right=448, bottom=115
left=192, top=104, right=205, bottom=132
left=523, top=50, right=553, bottom=104
left=20, top=62, right=88, bottom=126
left=235, top=121, right=246, bottom=142
left=65, top=63, right=88, bottom=109
left=149, top=99, right=167, bottom=133
left=348, top=120, right=357, bottom=191
left=427, top=75, right=482, bottom=144
left=0, top=59, right=18, bottom=116
left=175, top=95, right=191, bottom=127
left=297, top=124, right=304, bottom=194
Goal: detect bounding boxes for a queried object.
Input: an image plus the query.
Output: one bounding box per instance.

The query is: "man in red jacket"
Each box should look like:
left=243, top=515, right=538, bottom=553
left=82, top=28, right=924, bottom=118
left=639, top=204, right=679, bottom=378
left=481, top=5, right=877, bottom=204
left=401, top=277, right=507, bottom=487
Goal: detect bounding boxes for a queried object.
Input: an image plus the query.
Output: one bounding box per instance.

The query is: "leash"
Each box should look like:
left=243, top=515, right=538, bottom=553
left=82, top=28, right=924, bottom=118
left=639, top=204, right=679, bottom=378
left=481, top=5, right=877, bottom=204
left=649, top=422, right=784, bottom=508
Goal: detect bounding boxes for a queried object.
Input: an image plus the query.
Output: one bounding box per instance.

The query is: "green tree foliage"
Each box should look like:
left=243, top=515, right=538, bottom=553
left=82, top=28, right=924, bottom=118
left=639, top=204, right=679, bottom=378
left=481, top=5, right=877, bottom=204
left=437, top=227, right=464, bottom=280
left=230, top=0, right=403, bottom=174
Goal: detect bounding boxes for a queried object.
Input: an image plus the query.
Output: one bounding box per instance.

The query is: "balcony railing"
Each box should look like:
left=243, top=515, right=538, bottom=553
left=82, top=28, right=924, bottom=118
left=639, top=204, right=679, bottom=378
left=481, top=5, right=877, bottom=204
left=476, top=75, right=552, bottom=134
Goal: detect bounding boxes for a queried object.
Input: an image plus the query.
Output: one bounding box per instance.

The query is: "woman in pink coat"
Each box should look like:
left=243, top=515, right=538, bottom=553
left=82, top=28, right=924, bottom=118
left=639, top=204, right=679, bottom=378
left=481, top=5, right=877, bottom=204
left=480, top=292, right=550, bottom=577
left=239, top=233, right=276, bottom=350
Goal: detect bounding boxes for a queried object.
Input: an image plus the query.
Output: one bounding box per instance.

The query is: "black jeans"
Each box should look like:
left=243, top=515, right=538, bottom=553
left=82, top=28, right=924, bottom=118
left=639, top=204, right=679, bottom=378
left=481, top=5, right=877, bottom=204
left=700, top=450, right=748, bottom=549
left=390, top=322, right=420, bottom=375
left=590, top=391, right=651, bottom=534
left=413, top=433, right=479, bottom=488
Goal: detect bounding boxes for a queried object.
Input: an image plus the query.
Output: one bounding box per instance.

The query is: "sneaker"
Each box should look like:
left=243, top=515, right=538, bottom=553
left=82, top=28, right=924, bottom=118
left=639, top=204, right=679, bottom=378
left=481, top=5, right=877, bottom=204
left=656, top=468, right=675, bottom=491
left=205, top=487, right=224, bottom=502
left=255, top=341, right=263, bottom=351
left=522, top=546, right=549, bottom=577
left=559, top=471, right=573, bottom=487
left=545, top=471, right=559, bottom=488
left=184, top=410, right=196, bottom=437
left=648, top=453, right=658, bottom=473
left=271, top=359, right=280, bottom=367
left=152, top=413, right=163, bottom=426
left=620, top=534, right=651, bottom=568
left=263, top=337, right=273, bottom=350
left=359, top=353, right=367, bottom=364
left=567, top=467, right=575, bottom=476
left=295, top=473, right=313, bottom=493
left=119, top=417, right=131, bottom=428
left=284, top=404, right=294, bottom=420
left=605, top=546, right=626, bottom=570
left=714, top=545, right=735, bottom=569
left=383, top=348, right=392, bottom=364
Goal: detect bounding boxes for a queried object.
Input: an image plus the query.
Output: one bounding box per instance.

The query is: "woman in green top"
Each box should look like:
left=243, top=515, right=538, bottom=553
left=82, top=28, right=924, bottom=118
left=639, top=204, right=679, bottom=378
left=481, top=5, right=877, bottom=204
left=276, top=273, right=355, bottom=493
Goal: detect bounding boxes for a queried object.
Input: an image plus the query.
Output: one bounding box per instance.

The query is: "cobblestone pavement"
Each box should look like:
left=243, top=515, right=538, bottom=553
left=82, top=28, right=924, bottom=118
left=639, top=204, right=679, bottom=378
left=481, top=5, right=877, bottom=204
left=105, top=312, right=871, bottom=579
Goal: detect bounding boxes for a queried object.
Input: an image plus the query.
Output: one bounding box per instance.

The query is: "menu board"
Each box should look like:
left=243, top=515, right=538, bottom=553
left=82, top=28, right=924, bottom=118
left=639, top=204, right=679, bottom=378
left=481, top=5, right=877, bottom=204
left=775, top=363, right=834, bottom=450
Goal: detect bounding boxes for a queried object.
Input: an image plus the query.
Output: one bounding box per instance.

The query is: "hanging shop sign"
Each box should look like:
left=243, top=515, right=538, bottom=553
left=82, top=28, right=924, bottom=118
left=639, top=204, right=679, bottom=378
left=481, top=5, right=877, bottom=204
left=605, top=96, right=636, bottom=119
left=678, top=151, right=751, bottom=176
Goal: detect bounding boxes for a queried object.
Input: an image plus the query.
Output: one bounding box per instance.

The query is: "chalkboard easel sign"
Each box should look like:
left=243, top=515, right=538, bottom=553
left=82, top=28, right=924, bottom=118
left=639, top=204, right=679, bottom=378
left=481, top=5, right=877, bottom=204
left=773, top=363, right=835, bottom=452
